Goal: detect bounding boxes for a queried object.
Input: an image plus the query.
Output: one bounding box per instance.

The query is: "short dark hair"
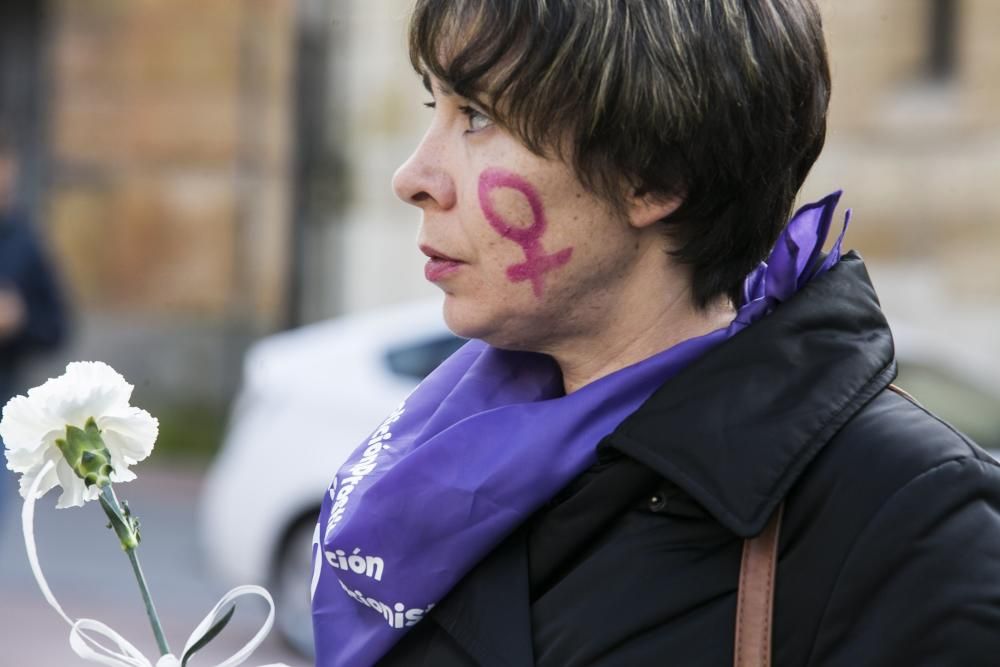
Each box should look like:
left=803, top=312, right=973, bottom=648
left=408, top=0, right=831, bottom=308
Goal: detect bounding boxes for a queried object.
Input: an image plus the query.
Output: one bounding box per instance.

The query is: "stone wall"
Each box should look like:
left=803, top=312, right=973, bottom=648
left=804, top=0, right=1000, bottom=307
left=34, top=0, right=295, bottom=403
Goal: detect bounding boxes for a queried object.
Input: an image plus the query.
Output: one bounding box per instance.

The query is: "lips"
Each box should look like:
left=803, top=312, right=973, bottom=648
left=420, top=244, right=465, bottom=282
left=419, top=244, right=461, bottom=262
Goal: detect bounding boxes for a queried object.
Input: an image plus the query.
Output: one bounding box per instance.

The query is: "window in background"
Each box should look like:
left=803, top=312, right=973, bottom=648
left=927, top=0, right=959, bottom=82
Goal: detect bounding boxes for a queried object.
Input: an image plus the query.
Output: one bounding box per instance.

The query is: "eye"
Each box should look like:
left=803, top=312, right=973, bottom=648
left=423, top=100, right=436, bottom=109
left=459, top=105, right=493, bottom=133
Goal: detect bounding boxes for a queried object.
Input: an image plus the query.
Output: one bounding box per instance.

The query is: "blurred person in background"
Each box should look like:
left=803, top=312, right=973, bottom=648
left=311, top=1, right=1000, bottom=665
left=0, top=122, right=69, bottom=507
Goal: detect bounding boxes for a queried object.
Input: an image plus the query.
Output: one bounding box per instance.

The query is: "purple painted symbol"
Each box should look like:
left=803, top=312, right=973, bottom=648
left=478, top=168, right=574, bottom=298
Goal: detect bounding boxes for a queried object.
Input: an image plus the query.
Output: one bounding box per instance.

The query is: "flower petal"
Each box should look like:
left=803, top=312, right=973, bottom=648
left=34, top=361, right=135, bottom=429
left=1, top=394, right=50, bottom=454
left=100, top=407, right=158, bottom=464
left=6, top=444, right=43, bottom=472
left=18, top=454, right=60, bottom=500
left=63, top=361, right=134, bottom=407
left=110, top=466, right=137, bottom=484
left=54, top=457, right=95, bottom=508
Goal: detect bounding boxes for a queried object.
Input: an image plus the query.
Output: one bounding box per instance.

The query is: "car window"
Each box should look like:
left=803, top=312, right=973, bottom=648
left=895, top=362, right=1000, bottom=451
left=384, top=335, right=466, bottom=380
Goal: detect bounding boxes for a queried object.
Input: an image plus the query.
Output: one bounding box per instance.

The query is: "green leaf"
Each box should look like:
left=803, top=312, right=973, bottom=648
left=181, top=604, right=236, bottom=667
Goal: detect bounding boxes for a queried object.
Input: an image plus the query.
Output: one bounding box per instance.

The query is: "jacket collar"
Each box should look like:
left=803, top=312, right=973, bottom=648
left=607, top=252, right=896, bottom=537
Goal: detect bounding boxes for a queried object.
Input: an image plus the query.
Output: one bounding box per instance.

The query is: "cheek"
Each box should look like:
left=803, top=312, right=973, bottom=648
left=482, top=188, right=536, bottom=234
left=477, top=167, right=575, bottom=299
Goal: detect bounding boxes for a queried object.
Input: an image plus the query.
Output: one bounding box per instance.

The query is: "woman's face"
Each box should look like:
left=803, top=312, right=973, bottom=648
left=393, top=77, right=658, bottom=351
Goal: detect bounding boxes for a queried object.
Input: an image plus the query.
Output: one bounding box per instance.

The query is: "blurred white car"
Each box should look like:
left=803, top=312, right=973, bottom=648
left=201, top=299, right=1000, bottom=657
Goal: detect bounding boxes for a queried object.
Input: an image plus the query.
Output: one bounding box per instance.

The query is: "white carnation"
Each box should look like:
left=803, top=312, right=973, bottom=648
left=1, top=361, right=158, bottom=508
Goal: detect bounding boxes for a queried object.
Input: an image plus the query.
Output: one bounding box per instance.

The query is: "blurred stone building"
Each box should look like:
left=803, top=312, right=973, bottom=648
left=1, top=1, right=296, bottom=404
left=805, top=0, right=1000, bottom=312
left=0, top=0, right=996, bottom=407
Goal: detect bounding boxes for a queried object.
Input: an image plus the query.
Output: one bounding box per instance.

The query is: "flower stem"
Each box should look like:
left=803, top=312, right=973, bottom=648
left=125, top=545, right=171, bottom=657
left=99, top=485, right=171, bottom=657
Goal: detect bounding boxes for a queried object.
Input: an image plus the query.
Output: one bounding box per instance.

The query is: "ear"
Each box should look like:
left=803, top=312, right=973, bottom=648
left=626, top=189, right=683, bottom=229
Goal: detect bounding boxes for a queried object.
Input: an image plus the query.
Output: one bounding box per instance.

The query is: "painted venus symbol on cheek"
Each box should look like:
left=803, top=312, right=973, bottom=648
left=478, top=167, right=574, bottom=297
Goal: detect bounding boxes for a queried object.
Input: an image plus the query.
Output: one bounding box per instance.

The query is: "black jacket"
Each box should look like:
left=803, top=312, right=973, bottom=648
left=380, top=253, right=1000, bottom=666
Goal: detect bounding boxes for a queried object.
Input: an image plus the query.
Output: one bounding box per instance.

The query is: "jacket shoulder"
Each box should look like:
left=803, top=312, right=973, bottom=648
left=782, top=384, right=999, bottom=577
left=776, top=387, right=1000, bottom=664
left=801, top=389, right=1000, bottom=663
left=807, top=386, right=997, bottom=495
left=785, top=385, right=998, bottom=547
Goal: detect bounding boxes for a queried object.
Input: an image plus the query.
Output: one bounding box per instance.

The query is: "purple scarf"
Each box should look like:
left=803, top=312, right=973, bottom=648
left=311, top=192, right=849, bottom=666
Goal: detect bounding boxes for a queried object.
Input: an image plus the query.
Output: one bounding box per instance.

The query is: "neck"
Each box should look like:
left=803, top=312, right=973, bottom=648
left=555, top=298, right=733, bottom=395
left=546, top=249, right=736, bottom=394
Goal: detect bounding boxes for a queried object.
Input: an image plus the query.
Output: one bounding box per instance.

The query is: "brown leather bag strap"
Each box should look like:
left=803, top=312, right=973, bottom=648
left=734, top=503, right=784, bottom=667
left=887, top=382, right=921, bottom=407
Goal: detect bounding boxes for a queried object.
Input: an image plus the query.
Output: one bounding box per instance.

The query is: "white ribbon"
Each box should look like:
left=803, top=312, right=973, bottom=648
left=22, top=460, right=289, bottom=667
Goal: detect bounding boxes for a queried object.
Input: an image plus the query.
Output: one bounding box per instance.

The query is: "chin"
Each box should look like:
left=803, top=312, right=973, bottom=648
left=441, top=295, right=531, bottom=350
left=444, top=294, right=509, bottom=347
left=441, top=295, right=490, bottom=340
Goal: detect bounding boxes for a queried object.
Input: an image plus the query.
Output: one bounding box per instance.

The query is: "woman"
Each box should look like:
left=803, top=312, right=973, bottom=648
left=312, top=1, right=1000, bottom=665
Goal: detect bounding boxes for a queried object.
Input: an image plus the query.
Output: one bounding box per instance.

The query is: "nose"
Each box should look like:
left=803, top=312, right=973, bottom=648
left=392, top=129, right=457, bottom=210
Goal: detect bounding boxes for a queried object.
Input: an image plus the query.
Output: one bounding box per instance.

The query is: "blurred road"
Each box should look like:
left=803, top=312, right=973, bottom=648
left=0, top=466, right=308, bottom=667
